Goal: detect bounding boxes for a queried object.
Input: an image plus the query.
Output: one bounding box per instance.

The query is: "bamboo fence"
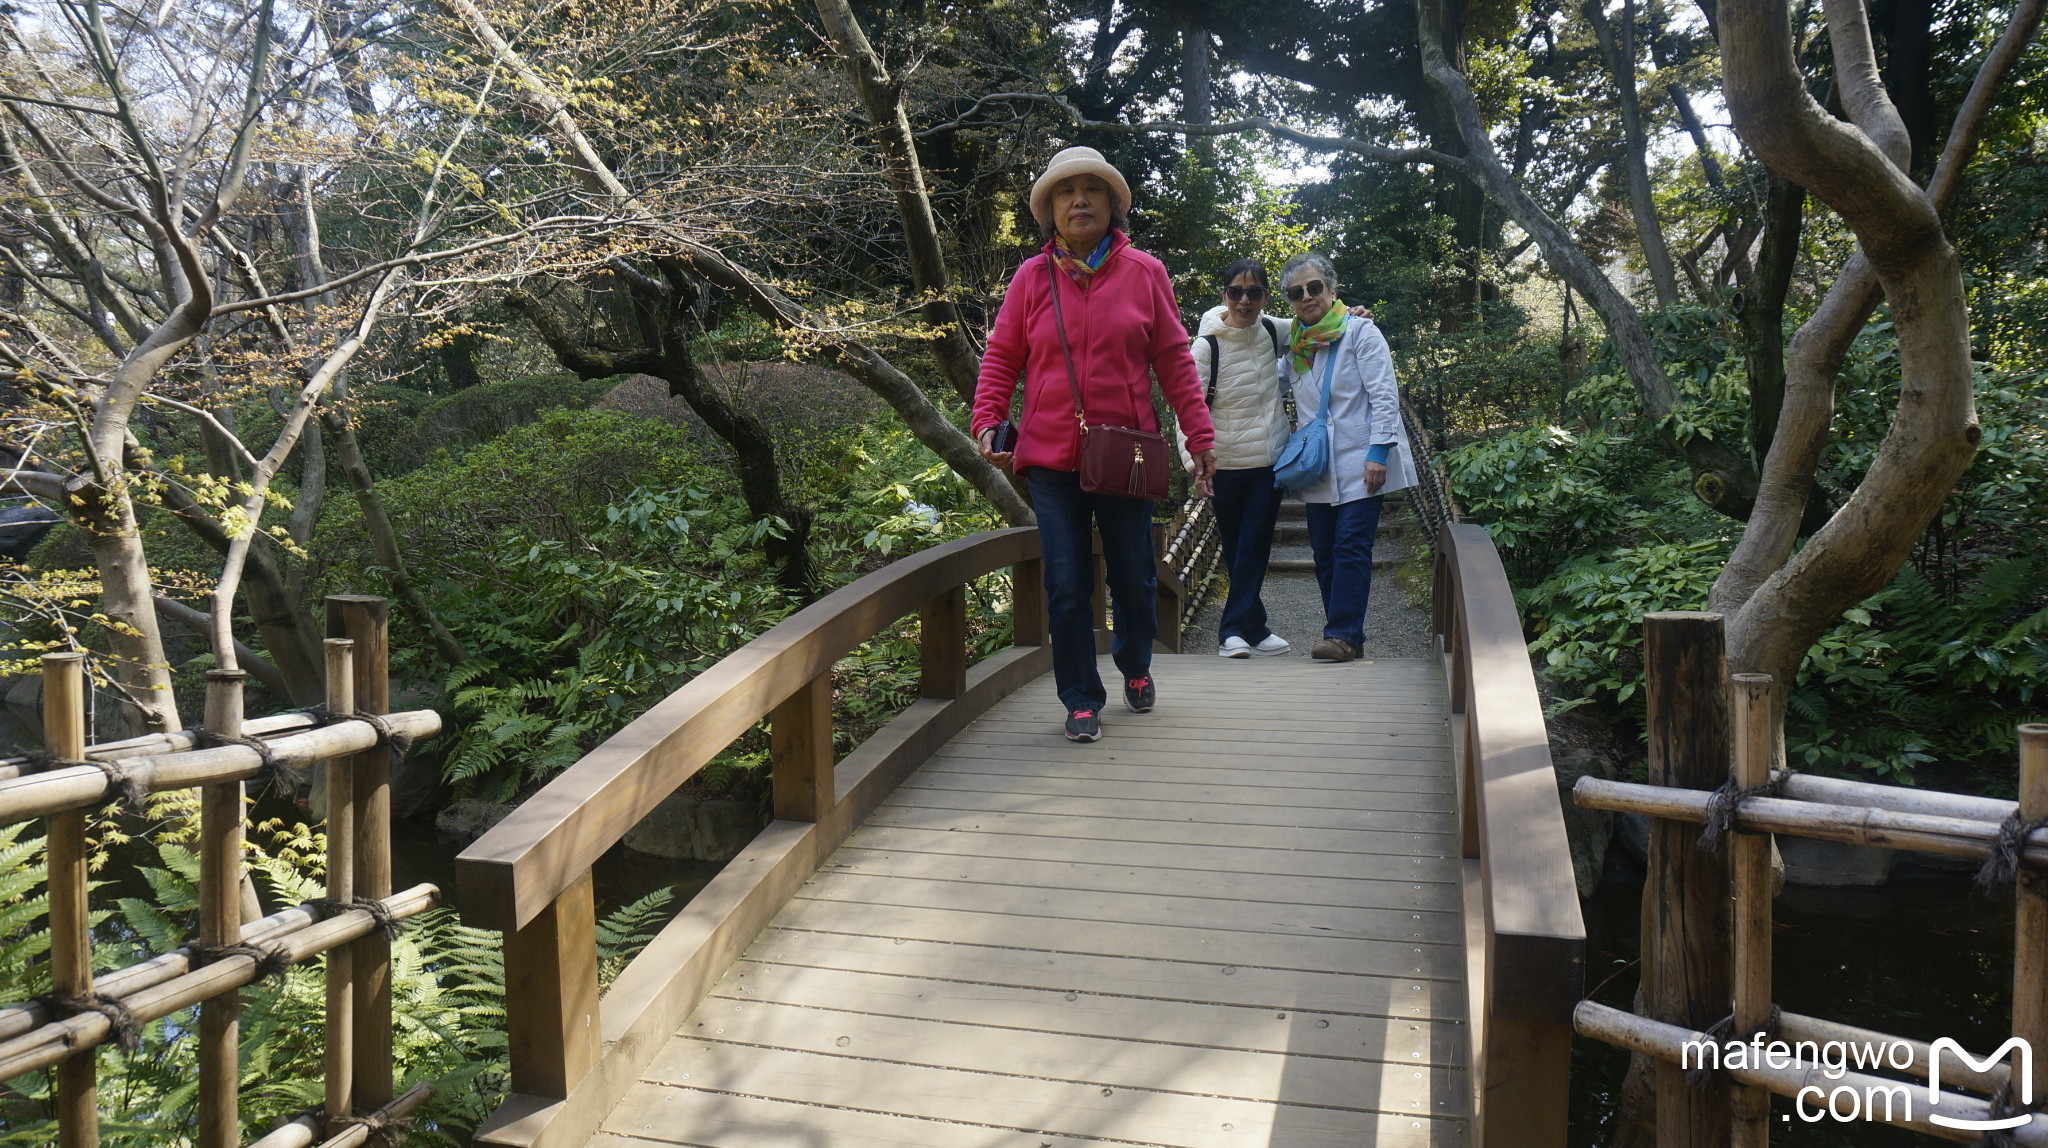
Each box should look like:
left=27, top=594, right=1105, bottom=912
left=2, top=596, right=444, bottom=1148
left=1573, top=610, right=2048, bottom=1145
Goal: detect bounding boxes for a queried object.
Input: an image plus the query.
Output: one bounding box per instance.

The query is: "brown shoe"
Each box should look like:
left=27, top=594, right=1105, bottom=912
left=1310, top=638, right=1355, bottom=662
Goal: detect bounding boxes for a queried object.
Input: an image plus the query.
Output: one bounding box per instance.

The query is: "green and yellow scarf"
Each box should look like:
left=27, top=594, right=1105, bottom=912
left=1288, top=301, right=1348, bottom=375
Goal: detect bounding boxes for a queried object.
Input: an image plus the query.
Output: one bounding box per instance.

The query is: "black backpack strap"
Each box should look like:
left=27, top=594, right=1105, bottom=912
left=1261, top=315, right=1281, bottom=360
left=1201, top=334, right=1219, bottom=406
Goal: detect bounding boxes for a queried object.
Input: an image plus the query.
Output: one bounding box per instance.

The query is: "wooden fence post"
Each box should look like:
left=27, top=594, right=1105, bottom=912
left=1730, top=673, right=1775, bottom=1147
left=919, top=585, right=967, bottom=700
left=322, top=638, right=356, bottom=1135
left=326, top=595, right=391, bottom=1113
left=1012, top=558, right=1046, bottom=647
left=1641, top=611, right=1732, bottom=1147
left=2013, top=723, right=2048, bottom=1107
left=198, top=670, right=246, bottom=1148
left=44, top=653, right=95, bottom=1148
left=772, top=674, right=834, bottom=821
left=505, top=870, right=601, bottom=1098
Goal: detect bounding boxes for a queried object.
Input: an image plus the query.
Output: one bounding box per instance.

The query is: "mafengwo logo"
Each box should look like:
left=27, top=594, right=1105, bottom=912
left=1681, top=1032, right=2034, bottom=1128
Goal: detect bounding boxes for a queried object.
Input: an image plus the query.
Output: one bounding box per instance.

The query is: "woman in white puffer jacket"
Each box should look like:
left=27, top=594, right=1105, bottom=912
left=1177, top=259, right=1294, bottom=657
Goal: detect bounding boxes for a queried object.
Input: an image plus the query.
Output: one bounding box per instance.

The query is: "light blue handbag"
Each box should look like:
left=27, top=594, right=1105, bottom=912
left=1273, top=333, right=1342, bottom=493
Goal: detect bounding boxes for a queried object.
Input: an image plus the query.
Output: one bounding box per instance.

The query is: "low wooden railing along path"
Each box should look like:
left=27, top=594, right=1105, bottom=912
left=0, top=596, right=442, bottom=1148
left=1574, top=610, right=2048, bottom=1145
left=461, top=513, right=1586, bottom=1148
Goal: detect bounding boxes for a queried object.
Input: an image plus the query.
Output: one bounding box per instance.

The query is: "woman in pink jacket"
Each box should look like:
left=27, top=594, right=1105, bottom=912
left=973, top=147, right=1217, bottom=742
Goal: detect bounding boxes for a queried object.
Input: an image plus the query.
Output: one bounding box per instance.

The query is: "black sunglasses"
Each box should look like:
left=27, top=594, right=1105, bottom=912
left=1283, top=280, right=1328, bottom=303
left=1223, top=285, right=1268, bottom=302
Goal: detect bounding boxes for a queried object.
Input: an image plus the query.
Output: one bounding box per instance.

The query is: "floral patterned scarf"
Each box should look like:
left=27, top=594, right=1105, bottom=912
left=1051, top=231, right=1117, bottom=288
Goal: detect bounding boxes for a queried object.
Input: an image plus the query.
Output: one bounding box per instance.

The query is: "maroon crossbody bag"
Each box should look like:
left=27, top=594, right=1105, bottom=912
left=1045, top=253, right=1170, bottom=501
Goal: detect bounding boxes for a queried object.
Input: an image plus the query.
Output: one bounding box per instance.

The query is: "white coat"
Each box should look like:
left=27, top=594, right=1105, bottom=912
left=1177, top=305, right=1291, bottom=471
left=1280, top=316, right=1418, bottom=504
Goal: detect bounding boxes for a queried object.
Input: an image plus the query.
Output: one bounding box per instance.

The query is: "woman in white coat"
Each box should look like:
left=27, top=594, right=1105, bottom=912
left=1275, top=252, right=1418, bottom=662
left=1180, top=259, right=1293, bottom=657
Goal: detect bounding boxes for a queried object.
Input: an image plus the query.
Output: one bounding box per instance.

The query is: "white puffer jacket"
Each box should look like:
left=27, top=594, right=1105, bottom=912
left=1176, top=306, right=1291, bottom=470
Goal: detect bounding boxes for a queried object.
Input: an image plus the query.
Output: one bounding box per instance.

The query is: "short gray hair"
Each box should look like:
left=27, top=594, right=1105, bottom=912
left=1279, top=252, right=1338, bottom=289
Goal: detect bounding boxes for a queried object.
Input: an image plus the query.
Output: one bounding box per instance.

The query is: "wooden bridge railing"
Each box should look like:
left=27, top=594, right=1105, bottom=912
left=1432, top=523, right=1587, bottom=1147
left=0, top=595, right=443, bottom=1148
left=1574, top=610, right=2048, bottom=1144
left=461, top=528, right=1055, bottom=1147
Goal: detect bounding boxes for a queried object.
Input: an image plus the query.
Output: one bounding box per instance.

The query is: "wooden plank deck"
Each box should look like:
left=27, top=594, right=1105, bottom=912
left=594, top=653, right=1469, bottom=1147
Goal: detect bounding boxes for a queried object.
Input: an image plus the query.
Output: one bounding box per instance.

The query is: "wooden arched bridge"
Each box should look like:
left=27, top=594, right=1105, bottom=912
left=0, top=494, right=1588, bottom=1147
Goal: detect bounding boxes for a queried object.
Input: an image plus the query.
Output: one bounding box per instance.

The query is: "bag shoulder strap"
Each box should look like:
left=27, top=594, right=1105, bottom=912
left=1202, top=334, right=1219, bottom=406
left=1046, top=252, right=1088, bottom=433
left=1309, top=332, right=1343, bottom=423
left=1261, top=316, right=1280, bottom=360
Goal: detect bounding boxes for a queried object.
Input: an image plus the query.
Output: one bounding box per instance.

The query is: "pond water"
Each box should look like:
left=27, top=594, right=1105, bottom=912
left=387, top=810, right=729, bottom=919
left=1572, top=857, right=2018, bottom=1145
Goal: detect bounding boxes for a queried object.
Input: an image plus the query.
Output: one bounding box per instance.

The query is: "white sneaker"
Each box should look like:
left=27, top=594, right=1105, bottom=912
left=1218, top=636, right=1253, bottom=658
left=1251, top=634, right=1292, bottom=656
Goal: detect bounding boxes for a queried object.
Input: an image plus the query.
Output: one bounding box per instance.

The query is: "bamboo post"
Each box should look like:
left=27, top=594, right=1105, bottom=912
left=325, top=596, right=391, bottom=1113
left=1641, top=612, right=1733, bottom=1147
left=198, top=670, right=246, bottom=1148
left=1730, top=673, right=1775, bottom=1147
left=2013, top=724, right=2048, bottom=1110
left=918, top=584, right=967, bottom=700
left=504, top=870, right=601, bottom=1098
left=771, top=674, right=834, bottom=821
left=1012, top=557, right=1046, bottom=647
left=44, top=653, right=96, bottom=1148
left=321, top=639, right=356, bottom=1136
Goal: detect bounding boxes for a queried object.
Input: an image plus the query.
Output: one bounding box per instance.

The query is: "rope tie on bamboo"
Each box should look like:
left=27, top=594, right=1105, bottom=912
left=1974, top=810, right=2048, bottom=897
left=1976, top=1076, right=2040, bottom=1147
left=38, top=991, right=143, bottom=1052
left=306, top=896, right=406, bottom=940
left=304, top=707, right=415, bottom=765
left=189, top=939, right=296, bottom=981
left=1698, top=769, right=1794, bottom=856
left=193, top=726, right=288, bottom=797
left=25, top=752, right=149, bottom=814
left=333, top=1111, right=415, bottom=1148
left=1682, top=1006, right=1782, bottom=1090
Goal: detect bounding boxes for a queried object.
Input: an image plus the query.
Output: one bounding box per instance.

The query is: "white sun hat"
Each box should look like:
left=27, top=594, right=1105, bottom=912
left=1029, top=146, right=1132, bottom=225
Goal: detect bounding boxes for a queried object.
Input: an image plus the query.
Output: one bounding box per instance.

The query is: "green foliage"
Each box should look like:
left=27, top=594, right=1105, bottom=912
left=1447, top=331, right=2048, bottom=787
left=0, top=817, right=689, bottom=1145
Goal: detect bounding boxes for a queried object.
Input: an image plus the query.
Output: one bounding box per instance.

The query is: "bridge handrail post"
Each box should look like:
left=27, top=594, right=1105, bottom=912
left=1012, top=557, right=1046, bottom=647
left=920, top=584, right=968, bottom=700
left=1640, top=611, right=1734, bottom=1145
left=504, top=869, right=602, bottom=1098
left=327, top=594, right=395, bottom=1112
left=772, top=672, right=836, bottom=820
left=1730, top=672, right=1775, bottom=1146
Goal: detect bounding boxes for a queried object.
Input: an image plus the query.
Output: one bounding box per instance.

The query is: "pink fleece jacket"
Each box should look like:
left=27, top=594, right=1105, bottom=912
left=971, top=233, right=1214, bottom=476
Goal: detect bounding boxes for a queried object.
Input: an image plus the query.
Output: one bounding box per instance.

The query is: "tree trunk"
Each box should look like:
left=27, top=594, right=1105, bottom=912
left=811, top=0, right=981, bottom=404
left=444, top=0, right=1032, bottom=528
left=1738, top=172, right=1802, bottom=471
left=1716, top=0, right=1978, bottom=688
left=79, top=486, right=182, bottom=734
left=1584, top=0, right=1682, bottom=309
left=1710, top=0, right=2041, bottom=618
left=1415, top=0, right=1761, bottom=517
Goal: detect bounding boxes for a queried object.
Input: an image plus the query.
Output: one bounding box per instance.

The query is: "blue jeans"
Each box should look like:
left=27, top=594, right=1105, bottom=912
left=1211, top=467, right=1283, bottom=645
left=1027, top=469, right=1156, bottom=713
left=1305, top=495, right=1384, bottom=649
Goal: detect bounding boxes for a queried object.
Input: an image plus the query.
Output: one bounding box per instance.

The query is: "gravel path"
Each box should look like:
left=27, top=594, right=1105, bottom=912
left=1184, top=491, right=1436, bottom=660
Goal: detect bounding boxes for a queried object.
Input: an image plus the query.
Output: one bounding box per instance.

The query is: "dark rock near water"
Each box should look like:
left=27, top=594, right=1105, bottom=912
left=435, top=798, right=516, bottom=843
left=0, top=503, right=61, bottom=562
left=1552, top=746, right=1617, bottom=899
left=623, top=790, right=766, bottom=862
